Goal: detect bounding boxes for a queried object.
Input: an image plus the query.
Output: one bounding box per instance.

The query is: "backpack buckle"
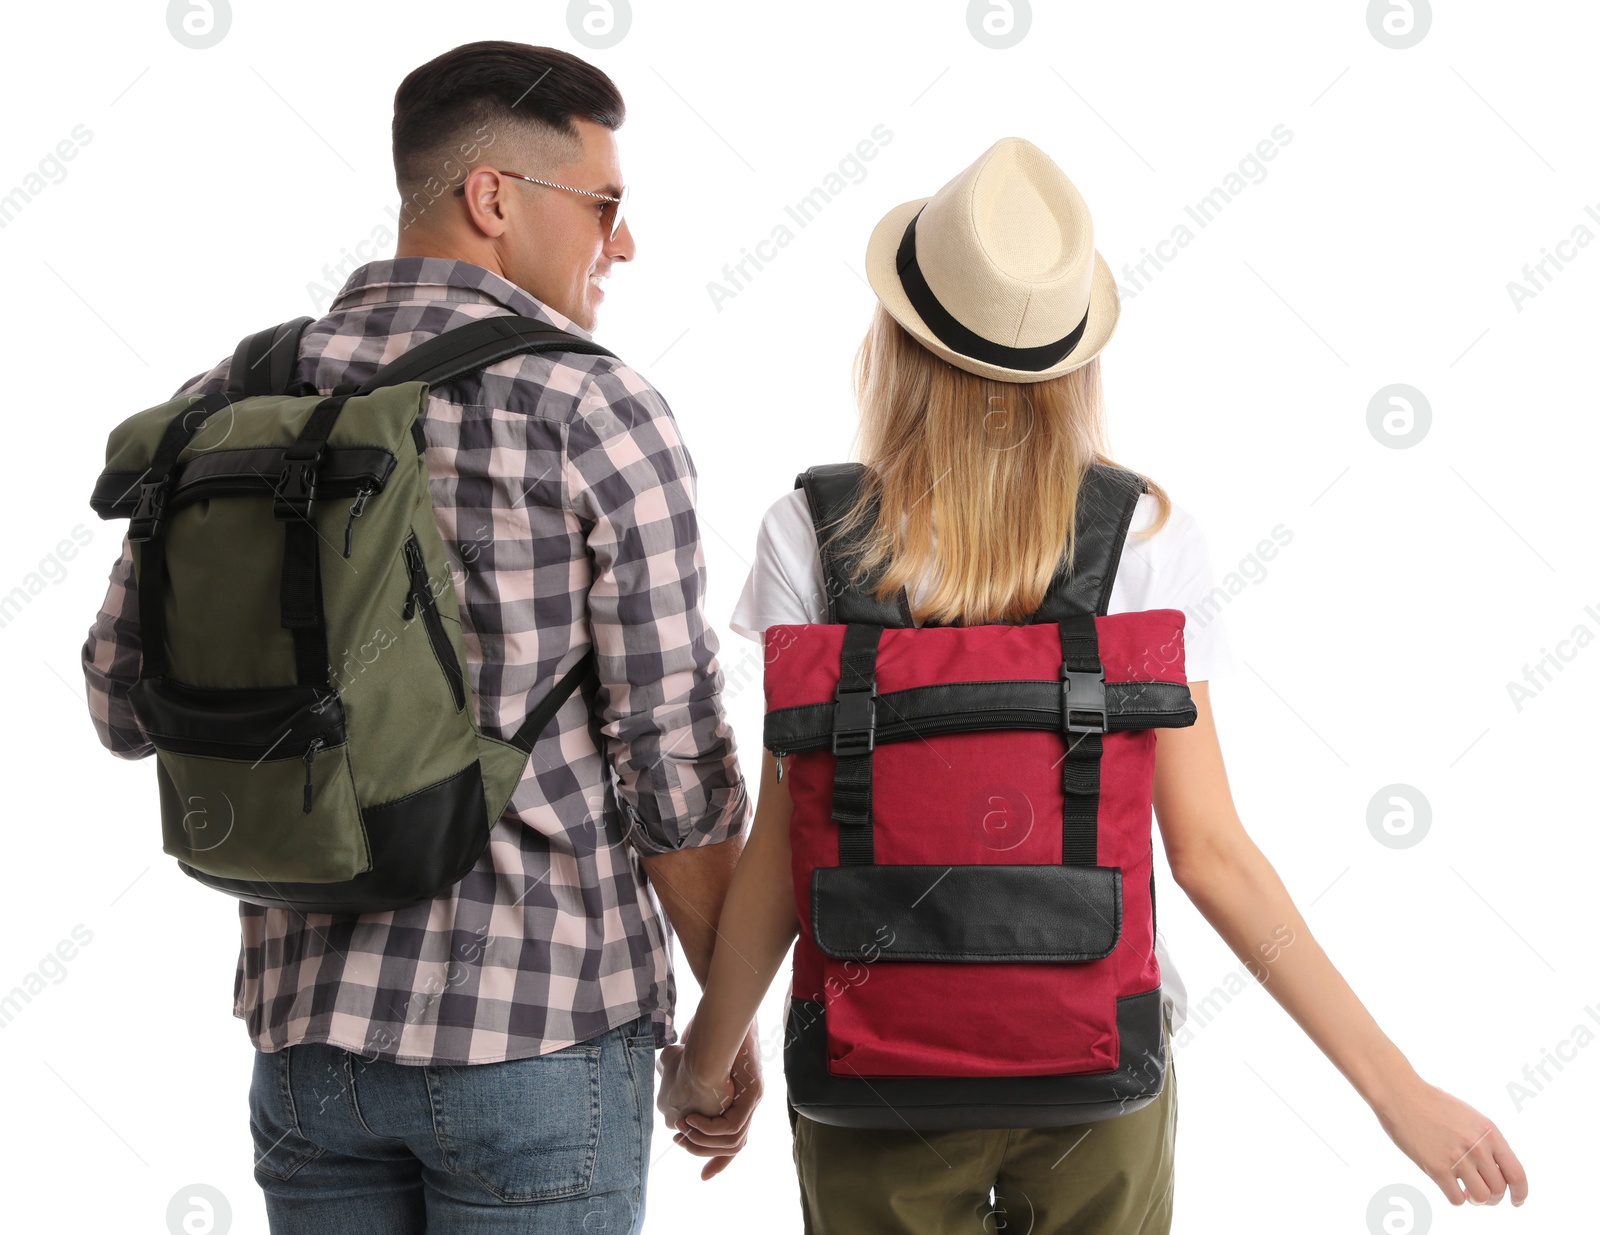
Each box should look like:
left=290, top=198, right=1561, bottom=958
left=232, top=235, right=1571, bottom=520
left=128, top=479, right=168, bottom=542
left=1061, top=667, right=1107, bottom=734
left=832, top=681, right=877, bottom=757
left=274, top=447, right=323, bottom=520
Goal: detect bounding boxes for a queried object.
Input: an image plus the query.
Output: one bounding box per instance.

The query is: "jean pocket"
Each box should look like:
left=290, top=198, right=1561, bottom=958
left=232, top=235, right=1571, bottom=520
left=248, top=1048, right=324, bottom=1183
left=426, top=1043, right=602, bottom=1202
left=622, top=1014, right=656, bottom=1079
left=622, top=1027, right=658, bottom=1127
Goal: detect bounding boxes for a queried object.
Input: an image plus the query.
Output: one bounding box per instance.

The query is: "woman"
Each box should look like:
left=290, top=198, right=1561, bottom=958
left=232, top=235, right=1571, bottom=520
left=657, top=137, right=1528, bottom=1233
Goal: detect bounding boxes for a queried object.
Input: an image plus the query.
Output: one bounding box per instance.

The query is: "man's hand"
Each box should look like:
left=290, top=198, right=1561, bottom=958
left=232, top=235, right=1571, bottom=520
left=657, top=1019, right=764, bottom=1180
left=657, top=1042, right=733, bottom=1125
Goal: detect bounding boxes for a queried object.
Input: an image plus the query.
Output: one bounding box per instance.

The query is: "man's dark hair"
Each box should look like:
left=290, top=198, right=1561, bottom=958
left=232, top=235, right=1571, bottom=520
left=392, top=41, right=624, bottom=221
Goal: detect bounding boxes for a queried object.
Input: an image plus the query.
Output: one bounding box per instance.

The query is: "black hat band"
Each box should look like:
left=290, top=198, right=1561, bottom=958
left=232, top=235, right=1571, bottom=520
left=895, top=205, right=1090, bottom=372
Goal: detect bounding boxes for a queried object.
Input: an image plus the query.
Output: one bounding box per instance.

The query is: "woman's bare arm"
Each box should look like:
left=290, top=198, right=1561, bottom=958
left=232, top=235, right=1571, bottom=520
left=656, top=746, right=799, bottom=1174
left=1153, top=681, right=1528, bottom=1207
left=678, top=746, right=798, bottom=1078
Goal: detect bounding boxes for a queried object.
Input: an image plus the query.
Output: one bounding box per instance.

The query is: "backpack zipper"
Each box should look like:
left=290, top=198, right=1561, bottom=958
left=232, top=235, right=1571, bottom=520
left=401, top=532, right=467, bottom=711
left=342, top=483, right=375, bottom=558
left=774, top=749, right=788, bottom=783
left=142, top=729, right=336, bottom=761
left=302, top=736, right=324, bottom=813
left=765, top=701, right=1193, bottom=753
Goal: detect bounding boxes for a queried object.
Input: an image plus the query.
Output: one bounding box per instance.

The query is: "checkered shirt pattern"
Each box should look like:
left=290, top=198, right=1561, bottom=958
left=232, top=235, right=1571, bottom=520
left=80, top=257, right=751, bottom=1063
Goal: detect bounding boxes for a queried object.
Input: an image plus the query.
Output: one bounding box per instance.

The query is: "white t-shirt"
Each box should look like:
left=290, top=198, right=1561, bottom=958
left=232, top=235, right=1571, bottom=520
left=728, top=486, right=1236, bottom=1035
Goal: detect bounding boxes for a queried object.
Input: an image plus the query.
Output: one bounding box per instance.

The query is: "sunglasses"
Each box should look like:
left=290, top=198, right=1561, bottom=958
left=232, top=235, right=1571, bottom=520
left=451, top=170, right=629, bottom=240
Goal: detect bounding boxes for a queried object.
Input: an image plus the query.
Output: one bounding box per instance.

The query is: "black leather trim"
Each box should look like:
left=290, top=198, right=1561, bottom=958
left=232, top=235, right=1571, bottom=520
left=177, top=760, right=492, bottom=914
left=127, top=677, right=345, bottom=758
left=795, top=463, right=914, bottom=626
left=1030, top=464, right=1148, bottom=622
left=784, top=986, right=1167, bottom=1130
left=812, top=863, right=1122, bottom=962
left=766, top=678, right=1195, bottom=752
left=91, top=446, right=397, bottom=519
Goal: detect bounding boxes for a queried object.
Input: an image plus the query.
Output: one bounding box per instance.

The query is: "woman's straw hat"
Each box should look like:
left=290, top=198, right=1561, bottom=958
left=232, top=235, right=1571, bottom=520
left=865, top=136, right=1119, bottom=383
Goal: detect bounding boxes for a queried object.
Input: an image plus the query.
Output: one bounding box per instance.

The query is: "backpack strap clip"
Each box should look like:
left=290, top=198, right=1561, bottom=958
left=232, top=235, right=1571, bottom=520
left=128, top=478, right=169, bottom=542
left=1061, top=665, right=1107, bottom=734
left=274, top=443, right=324, bottom=521
left=128, top=390, right=239, bottom=543
left=1058, top=614, right=1106, bottom=865
left=832, top=678, right=878, bottom=757
left=831, top=623, right=884, bottom=864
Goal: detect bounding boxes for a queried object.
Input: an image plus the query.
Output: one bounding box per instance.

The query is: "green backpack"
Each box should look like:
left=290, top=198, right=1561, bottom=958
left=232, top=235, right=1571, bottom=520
left=89, top=315, right=616, bottom=915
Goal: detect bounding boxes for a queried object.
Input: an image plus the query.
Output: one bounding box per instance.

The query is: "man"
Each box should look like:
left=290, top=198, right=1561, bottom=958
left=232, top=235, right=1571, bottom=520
left=81, top=41, right=759, bottom=1233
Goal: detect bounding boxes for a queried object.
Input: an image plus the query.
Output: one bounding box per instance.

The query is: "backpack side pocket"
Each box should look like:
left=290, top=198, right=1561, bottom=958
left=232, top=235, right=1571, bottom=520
left=129, top=677, right=370, bottom=883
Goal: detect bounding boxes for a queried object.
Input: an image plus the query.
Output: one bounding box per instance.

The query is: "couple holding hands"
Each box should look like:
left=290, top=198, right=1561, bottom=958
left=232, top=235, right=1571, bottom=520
left=80, top=39, right=1529, bottom=1235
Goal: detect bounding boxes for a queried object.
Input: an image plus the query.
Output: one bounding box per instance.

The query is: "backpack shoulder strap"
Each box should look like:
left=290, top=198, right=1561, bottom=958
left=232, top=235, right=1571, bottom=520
left=350, top=315, right=617, bottom=395
left=794, top=462, right=914, bottom=627
left=223, top=314, right=616, bottom=400
left=228, top=317, right=315, bottom=397
left=796, top=459, right=1147, bottom=626
left=1027, top=462, right=1149, bottom=622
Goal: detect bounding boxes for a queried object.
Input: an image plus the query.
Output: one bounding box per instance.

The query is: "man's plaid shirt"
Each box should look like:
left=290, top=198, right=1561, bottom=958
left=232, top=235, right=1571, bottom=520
left=80, top=257, right=751, bottom=1064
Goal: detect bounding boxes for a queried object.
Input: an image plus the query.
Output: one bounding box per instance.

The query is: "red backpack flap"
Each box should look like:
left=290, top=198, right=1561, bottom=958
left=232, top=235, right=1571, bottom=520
left=764, top=611, right=1196, bottom=1129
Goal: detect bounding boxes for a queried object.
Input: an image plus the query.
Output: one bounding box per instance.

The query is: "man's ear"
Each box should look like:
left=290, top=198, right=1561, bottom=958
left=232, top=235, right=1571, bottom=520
left=458, top=172, right=512, bottom=239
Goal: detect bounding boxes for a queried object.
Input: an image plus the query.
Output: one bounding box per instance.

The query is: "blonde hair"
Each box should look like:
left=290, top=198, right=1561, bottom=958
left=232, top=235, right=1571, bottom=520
left=830, top=303, right=1172, bottom=626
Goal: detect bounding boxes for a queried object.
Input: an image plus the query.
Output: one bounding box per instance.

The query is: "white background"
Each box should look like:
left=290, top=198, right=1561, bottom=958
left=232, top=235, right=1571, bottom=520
left=1, top=2, right=1593, bottom=1232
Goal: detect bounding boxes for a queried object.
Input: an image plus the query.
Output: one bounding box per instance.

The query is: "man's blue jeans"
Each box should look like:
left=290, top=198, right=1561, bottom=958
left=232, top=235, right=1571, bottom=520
left=248, top=1013, right=657, bottom=1234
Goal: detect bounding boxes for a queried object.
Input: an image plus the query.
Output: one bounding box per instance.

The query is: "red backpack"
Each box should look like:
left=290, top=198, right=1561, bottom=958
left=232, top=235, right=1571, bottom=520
left=764, top=460, right=1198, bottom=1130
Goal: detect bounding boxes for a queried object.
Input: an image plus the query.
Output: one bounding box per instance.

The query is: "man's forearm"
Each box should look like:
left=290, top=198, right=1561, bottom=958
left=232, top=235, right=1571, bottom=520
left=640, top=833, right=746, bottom=987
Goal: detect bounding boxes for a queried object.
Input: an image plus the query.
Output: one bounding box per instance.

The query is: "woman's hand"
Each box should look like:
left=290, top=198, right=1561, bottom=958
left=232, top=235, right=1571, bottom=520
left=656, top=1019, right=764, bottom=1180
left=1374, top=1074, right=1529, bottom=1207
left=1152, top=695, right=1532, bottom=1209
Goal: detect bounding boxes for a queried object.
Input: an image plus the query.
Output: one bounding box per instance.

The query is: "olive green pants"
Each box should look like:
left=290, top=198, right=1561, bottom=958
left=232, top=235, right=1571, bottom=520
left=788, top=1018, right=1176, bottom=1235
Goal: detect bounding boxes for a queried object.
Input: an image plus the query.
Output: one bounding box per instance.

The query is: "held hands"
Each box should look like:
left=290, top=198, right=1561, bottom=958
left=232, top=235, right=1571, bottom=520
left=1376, top=1074, right=1529, bottom=1207
left=656, top=1019, right=764, bottom=1180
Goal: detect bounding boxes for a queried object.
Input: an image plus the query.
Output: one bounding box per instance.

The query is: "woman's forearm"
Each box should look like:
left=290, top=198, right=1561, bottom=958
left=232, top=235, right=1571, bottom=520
left=681, top=752, right=800, bottom=1086
left=1176, top=831, right=1422, bottom=1117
